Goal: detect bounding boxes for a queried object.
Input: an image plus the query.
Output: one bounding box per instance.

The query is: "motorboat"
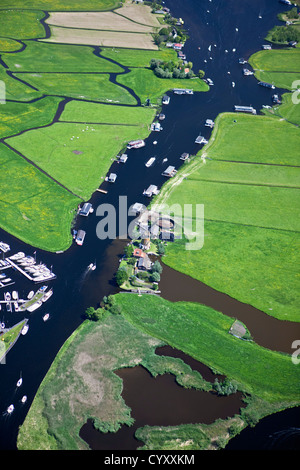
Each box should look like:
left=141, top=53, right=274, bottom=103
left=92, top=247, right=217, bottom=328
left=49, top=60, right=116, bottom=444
left=42, top=289, right=53, bottom=302
left=27, top=300, right=42, bottom=312
left=88, top=263, right=96, bottom=271
left=21, top=324, right=29, bottom=335
left=7, top=404, right=14, bottom=414
left=17, top=375, right=22, bottom=387
left=43, top=313, right=50, bottom=322
left=4, top=292, right=11, bottom=301
left=27, top=291, right=34, bottom=299
left=21, top=396, right=27, bottom=404
left=14, top=302, right=19, bottom=312
left=12, top=291, right=18, bottom=300
left=145, top=157, right=156, bottom=167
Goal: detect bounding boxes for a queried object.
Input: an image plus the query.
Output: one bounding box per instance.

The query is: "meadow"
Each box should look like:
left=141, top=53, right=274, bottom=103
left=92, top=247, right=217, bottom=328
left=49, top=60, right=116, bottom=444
left=0, top=0, right=120, bottom=10
left=0, top=143, right=80, bottom=251
left=6, top=121, right=152, bottom=200
left=0, top=10, right=46, bottom=40
left=2, top=41, right=123, bottom=73
left=11, top=72, right=137, bottom=104
left=100, top=47, right=178, bottom=67
left=0, top=96, right=63, bottom=139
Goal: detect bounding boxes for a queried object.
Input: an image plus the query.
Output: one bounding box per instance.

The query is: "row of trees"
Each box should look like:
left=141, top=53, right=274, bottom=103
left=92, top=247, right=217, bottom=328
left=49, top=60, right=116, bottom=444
left=269, top=25, right=300, bottom=43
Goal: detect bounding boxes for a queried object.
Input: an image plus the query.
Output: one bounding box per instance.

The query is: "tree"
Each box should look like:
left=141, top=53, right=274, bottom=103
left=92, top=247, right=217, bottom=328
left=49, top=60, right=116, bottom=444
left=115, top=268, right=128, bottom=286
left=85, top=306, right=105, bottom=321
left=124, top=244, right=134, bottom=258
left=152, top=260, right=163, bottom=274
left=198, top=69, right=205, bottom=78
left=150, top=271, right=160, bottom=282
left=157, top=243, right=165, bottom=255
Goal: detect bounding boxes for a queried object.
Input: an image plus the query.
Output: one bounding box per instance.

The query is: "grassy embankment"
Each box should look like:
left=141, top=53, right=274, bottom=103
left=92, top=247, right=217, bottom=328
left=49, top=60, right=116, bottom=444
left=0, top=320, right=27, bottom=362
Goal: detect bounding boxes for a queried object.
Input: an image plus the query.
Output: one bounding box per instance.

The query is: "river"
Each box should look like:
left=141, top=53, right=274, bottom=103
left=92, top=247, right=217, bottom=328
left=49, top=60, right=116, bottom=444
left=0, top=0, right=298, bottom=451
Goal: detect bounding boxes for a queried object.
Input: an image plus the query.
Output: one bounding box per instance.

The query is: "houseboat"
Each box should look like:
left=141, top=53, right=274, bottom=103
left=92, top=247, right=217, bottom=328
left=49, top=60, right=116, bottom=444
left=75, top=230, right=86, bottom=246
left=151, top=122, right=162, bottom=131
left=238, top=58, right=247, bottom=64
left=79, top=203, right=93, bottom=217
left=143, top=185, right=159, bottom=197
left=258, top=81, right=275, bottom=89
left=205, top=119, right=215, bottom=128
left=272, top=94, right=281, bottom=104
left=162, top=166, right=177, bottom=178
left=234, top=105, right=257, bottom=114
left=127, top=139, right=145, bottom=149
left=243, top=68, right=254, bottom=76
left=173, top=88, right=194, bottom=95
left=195, top=135, right=208, bottom=144
left=180, top=152, right=189, bottom=161
left=107, top=173, right=117, bottom=183
left=118, top=154, right=128, bottom=163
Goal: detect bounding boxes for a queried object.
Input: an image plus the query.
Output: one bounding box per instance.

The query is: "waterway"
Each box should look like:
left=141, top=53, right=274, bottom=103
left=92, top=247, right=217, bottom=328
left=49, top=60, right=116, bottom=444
left=0, top=0, right=299, bottom=451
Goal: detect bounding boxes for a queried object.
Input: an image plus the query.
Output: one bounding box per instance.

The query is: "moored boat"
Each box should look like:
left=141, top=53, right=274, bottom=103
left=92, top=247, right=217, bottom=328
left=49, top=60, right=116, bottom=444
left=21, top=324, right=29, bottom=335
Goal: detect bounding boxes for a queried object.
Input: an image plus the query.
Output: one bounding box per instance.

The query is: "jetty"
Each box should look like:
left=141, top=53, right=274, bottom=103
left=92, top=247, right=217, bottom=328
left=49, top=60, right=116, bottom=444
left=7, top=257, right=56, bottom=283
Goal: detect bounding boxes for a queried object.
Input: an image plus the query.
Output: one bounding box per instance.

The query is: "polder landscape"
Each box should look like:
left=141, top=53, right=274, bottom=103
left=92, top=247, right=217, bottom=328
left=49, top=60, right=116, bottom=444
left=0, top=0, right=299, bottom=454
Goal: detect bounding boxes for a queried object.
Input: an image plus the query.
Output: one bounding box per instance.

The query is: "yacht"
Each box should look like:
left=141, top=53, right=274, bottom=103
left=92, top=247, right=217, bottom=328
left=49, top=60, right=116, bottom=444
left=17, top=375, right=22, bottom=387
left=145, top=157, right=156, bottom=167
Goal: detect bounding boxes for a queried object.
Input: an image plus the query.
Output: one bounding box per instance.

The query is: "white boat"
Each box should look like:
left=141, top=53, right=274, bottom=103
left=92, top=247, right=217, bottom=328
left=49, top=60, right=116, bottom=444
left=145, top=157, right=156, bottom=167
left=12, top=291, right=18, bottom=300
left=2, top=278, right=12, bottom=283
left=27, top=300, right=42, bottom=312
left=21, top=395, right=27, bottom=404
left=17, top=376, right=22, bottom=387
left=4, top=292, right=11, bottom=301
left=0, top=322, right=5, bottom=329
left=88, top=263, right=96, bottom=271
left=42, top=289, right=53, bottom=302
left=27, top=291, right=34, bottom=299
left=7, top=404, right=14, bottom=414
left=232, top=82, right=235, bottom=87
left=127, top=139, right=145, bottom=149
left=14, top=302, right=19, bottom=312
left=43, top=313, right=49, bottom=322
left=21, top=324, right=29, bottom=335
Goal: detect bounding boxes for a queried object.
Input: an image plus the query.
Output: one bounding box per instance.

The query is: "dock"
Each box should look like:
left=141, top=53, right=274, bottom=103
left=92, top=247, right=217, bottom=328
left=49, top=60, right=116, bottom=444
left=7, top=258, right=56, bottom=283
left=96, top=189, right=108, bottom=194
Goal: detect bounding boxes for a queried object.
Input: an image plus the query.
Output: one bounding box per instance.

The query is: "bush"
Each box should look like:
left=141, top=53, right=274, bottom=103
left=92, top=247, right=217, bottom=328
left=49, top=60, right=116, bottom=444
left=269, top=25, right=300, bottom=43
left=115, top=269, right=129, bottom=286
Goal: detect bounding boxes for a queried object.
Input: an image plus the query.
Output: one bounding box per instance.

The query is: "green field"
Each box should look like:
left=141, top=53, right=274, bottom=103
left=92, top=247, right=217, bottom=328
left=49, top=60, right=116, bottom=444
left=59, top=100, right=156, bottom=124
left=0, top=96, right=63, bottom=139
left=0, top=10, right=46, bottom=40
left=0, top=65, right=42, bottom=102
left=0, top=143, right=80, bottom=251
left=0, top=38, right=23, bottom=52
left=116, top=293, right=300, bottom=403
left=100, top=46, right=178, bottom=67
left=6, top=121, right=152, bottom=200
left=2, top=41, right=123, bottom=73
left=11, top=72, right=137, bottom=104
left=0, top=0, right=120, bottom=10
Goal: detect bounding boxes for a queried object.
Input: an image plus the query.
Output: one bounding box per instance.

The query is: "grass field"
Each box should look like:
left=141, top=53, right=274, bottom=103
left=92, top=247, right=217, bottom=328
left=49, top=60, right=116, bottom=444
left=0, top=143, right=80, bottom=251
left=2, top=41, right=123, bottom=73
left=11, top=72, right=137, bottom=104
left=0, top=38, right=23, bottom=52
left=59, top=100, right=156, bottom=124
left=116, top=293, right=300, bottom=403
left=100, top=46, right=178, bottom=67
left=0, top=65, right=42, bottom=102
left=6, top=121, right=152, bottom=200
left=0, top=96, right=63, bottom=139
left=0, top=0, right=120, bottom=10
left=0, top=10, right=46, bottom=40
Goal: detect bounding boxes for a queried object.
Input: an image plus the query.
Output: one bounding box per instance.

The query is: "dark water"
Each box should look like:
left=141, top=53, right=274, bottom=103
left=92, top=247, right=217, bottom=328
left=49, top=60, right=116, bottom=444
left=0, top=0, right=298, bottom=451
left=80, top=364, right=245, bottom=450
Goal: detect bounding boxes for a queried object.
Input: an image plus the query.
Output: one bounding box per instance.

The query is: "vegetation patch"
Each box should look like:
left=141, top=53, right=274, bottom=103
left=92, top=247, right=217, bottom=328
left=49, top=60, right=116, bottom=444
left=0, top=0, right=120, bottom=10
left=100, top=46, right=177, bottom=67
left=0, top=38, right=23, bottom=52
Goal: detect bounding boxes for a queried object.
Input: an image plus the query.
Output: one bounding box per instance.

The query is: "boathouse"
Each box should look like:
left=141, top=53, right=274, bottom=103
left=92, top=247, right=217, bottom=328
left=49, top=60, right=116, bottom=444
left=79, top=203, right=93, bottom=217
left=108, top=173, right=117, bottom=183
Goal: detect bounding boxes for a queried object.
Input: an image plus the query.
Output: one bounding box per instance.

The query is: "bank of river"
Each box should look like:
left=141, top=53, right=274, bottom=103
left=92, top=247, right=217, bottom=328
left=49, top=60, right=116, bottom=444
left=0, top=0, right=298, bottom=451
